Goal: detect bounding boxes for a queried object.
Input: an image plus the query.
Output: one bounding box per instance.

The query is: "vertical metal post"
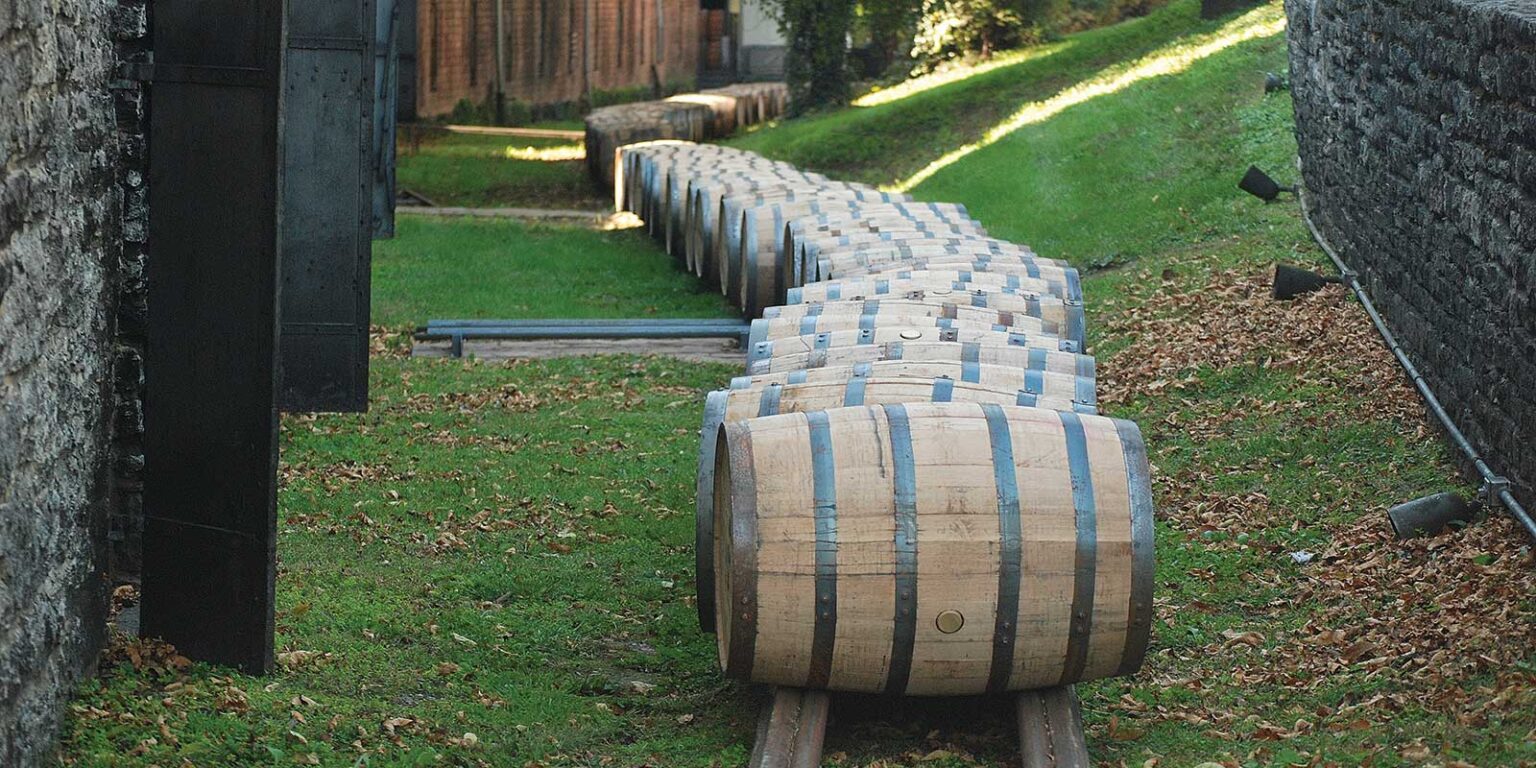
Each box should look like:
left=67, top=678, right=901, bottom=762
left=396, top=0, right=419, bottom=120
left=494, top=0, right=507, bottom=123
left=374, top=0, right=401, bottom=238
left=140, top=0, right=286, bottom=673
left=583, top=0, right=593, bottom=105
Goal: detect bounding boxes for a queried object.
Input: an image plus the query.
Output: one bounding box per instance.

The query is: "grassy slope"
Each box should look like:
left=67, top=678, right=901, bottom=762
left=372, top=217, right=733, bottom=326
left=396, top=133, right=604, bottom=210
left=60, top=3, right=1534, bottom=767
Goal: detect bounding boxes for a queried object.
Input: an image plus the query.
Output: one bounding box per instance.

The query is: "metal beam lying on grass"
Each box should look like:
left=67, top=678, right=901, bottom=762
left=416, top=318, right=753, bottom=358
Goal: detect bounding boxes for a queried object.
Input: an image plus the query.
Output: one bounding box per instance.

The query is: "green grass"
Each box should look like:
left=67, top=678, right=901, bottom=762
left=731, top=2, right=1230, bottom=190
left=371, top=217, right=733, bottom=326
left=59, top=2, right=1535, bottom=766
left=396, top=133, right=604, bottom=210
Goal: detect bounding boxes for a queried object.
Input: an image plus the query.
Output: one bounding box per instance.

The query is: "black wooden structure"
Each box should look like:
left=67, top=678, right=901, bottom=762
left=279, top=0, right=379, bottom=413
left=140, top=0, right=289, bottom=674
left=140, top=0, right=394, bottom=672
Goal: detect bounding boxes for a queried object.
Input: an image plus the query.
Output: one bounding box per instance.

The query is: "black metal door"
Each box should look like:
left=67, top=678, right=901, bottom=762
left=140, top=0, right=286, bottom=673
left=279, top=0, right=376, bottom=413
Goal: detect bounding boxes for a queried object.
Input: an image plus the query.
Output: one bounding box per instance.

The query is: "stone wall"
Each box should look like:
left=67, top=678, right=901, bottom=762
left=109, top=0, right=151, bottom=580
left=0, top=0, right=125, bottom=763
left=1285, top=0, right=1536, bottom=508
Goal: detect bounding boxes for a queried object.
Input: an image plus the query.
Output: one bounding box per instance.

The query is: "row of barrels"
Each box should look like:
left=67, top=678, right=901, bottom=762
left=584, top=82, right=789, bottom=185
left=617, top=141, right=1154, bottom=697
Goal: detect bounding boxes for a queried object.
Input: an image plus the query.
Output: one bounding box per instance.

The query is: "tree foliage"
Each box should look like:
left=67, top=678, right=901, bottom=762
left=767, top=0, right=860, bottom=115
left=761, top=0, right=1166, bottom=111
left=910, top=0, right=1066, bottom=70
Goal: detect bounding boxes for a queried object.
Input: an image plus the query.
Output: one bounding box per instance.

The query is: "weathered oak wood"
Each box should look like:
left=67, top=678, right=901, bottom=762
left=748, top=688, right=830, bottom=768
left=1017, top=686, right=1091, bottom=768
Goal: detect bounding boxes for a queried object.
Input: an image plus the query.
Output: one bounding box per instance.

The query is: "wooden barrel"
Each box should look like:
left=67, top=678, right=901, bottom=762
left=743, top=339, right=1096, bottom=380
left=789, top=271, right=1082, bottom=305
left=694, top=382, right=1099, bottom=632
left=792, top=234, right=1029, bottom=285
left=816, top=246, right=1074, bottom=285
left=728, top=199, right=970, bottom=316
left=727, top=196, right=925, bottom=317
left=793, top=235, right=1055, bottom=286
left=729, top=362, right=1096, bottom=405
left=718, top=188, right=920, bottom=279
left=784, top=210, right=987, bottom=258
left=585, top=102, right=713, bottom=184
left=804, top=233, right=1044, bottom=288
left=822, top=258, right=1082, bottom=286
left=614, top=140, right=693, bottom=212
left=788, top=228, right=1026, bottom=262
left=780, top=288, right=1083, bottom=331
left=761, top=297, right=1085, bottom=346
left=638, top=149, right=771, bottom=241
left=747, top=314, right=1068, bottom=350
left=791, top=228, right=1027, bottom=254
left=856, top=269, right=1085, bottom=303
left=787, top=275, right=1080, bottom=305
left=713, top=190, right=866, bottom=301
left=815, top=242, right=1047, bottom=265
left=686, top=174, right=834, bottom=278
left=716, top=188, right=897, bottom=281
left=650, top=155, right=796, bottom=228
left=738, top=200, right=981, bottom=273
left=782, top=208, right=991, bottom=254
left=710, top=402, right=1154, bottom=695
left=747, top=328, right=1083, bottom=372
left=662, top=164, right=806, bottom=261
left=666, top=93, right=741, bottom=135
left=588, top=84, right=789, bottom=185
left=622, top=143, right=752, bottom=223
left=785, top=201, right=981, bottom=231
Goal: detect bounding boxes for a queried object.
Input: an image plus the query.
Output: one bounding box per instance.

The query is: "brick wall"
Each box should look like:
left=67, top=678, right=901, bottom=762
left=1285, top=0, right=1536, bottom=508
left=416, top=0, right=701, bottom=118
left=0, top=0, right=127, bottom=762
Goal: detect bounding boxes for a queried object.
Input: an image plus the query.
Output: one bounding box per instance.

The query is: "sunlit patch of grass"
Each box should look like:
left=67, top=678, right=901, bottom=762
left=501, top=143, right=586, bottom=162
left=853, top=41, right=1072, bottom=108
left=892, top=5, right=1287, bottom=191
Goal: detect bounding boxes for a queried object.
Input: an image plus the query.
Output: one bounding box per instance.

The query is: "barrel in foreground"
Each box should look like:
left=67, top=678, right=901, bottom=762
left=711, top=403, right=1154, bottom=696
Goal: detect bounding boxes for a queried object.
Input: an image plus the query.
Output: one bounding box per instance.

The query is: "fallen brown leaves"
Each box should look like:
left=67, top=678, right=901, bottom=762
left=101, top=630, right=191, bottom=676
left=1097, top=265, right=1536, bottom=740
left=1096, top=266, right=1421, bottom=427
left=407, top=383, right=550, bottom=413
left=280, top=458, right=411, bottom=492
left=370, top=325, right=413, bottom=359
left=414, top=493, right=621, bottom=556
left=397, top=375, right=647, bottom=416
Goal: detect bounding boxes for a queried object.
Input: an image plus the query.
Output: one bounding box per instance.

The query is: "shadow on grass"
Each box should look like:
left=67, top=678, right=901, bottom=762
left=396, top=133, right=607, bottom=210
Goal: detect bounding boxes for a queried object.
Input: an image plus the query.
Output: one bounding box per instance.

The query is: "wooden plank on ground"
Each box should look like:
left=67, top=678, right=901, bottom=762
left=749, top=687, right=830, bottom=768
left=1017, top=686, right=1090, bottom=768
